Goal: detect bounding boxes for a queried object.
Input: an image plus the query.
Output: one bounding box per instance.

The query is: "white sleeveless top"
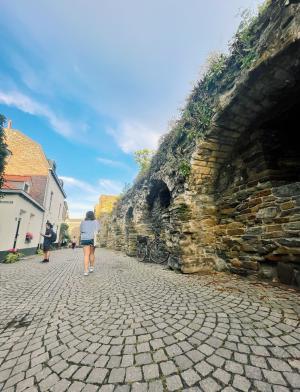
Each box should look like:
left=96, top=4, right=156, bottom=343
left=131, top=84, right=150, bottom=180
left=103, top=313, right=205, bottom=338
left=80, top=220, right=100, bottom=240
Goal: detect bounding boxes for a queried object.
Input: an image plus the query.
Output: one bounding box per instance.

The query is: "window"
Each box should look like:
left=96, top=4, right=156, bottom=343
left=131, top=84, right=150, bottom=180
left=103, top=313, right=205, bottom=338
left=24, top=183, right=30, bottom=193
left=49, top=192, right=54, bottom=210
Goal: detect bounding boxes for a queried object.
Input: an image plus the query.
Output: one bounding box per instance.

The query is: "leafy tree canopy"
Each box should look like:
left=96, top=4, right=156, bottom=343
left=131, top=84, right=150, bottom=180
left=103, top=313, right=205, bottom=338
left=134, top=149, right=155, bottom=175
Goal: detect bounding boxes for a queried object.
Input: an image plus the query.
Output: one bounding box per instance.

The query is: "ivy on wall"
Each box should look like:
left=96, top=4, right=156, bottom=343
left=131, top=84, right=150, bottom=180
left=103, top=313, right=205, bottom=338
left=123, top=0, right=272, bottom=195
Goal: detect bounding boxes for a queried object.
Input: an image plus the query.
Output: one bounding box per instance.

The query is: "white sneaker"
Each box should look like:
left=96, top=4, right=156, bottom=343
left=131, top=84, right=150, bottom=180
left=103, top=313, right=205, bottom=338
left=89, top=266, right=94, bottom=273
left=84, top=271, right=89, bottom=276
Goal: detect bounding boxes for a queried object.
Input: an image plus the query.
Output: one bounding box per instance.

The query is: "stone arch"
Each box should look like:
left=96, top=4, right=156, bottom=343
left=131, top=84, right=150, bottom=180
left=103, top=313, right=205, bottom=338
left=144, top=180, right=172, bottom=236
left=146, top=179, right=171, bottom=211
left=107, top=215, right=123, bottom=251
left=124, top=206, right=137, bottom=256
left=213, top=100, right=300, bottom=279
left=125, top=206, right=134, bottom=222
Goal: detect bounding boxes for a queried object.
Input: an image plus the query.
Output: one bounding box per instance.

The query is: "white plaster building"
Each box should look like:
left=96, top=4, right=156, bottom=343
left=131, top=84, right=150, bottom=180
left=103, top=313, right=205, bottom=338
left=0, top=180, right=44, bottom=258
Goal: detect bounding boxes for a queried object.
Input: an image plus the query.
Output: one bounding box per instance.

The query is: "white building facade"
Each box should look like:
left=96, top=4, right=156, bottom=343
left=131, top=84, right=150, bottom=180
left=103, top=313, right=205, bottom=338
left=39, top=164, right=67, bottom=244
left=0, top=190, right=44, bottom=258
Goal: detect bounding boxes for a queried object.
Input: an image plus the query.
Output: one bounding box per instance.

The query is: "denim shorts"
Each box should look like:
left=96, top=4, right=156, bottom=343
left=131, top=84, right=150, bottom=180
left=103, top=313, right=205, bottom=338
left=81, top=239, right=94, bottom=246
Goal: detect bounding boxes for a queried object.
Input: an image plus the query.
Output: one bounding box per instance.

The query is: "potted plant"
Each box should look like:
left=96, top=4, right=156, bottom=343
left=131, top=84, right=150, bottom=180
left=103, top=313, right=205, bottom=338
left=25, top=232, right=33, bottom=243
left=4, top=248, right=23, bottom=263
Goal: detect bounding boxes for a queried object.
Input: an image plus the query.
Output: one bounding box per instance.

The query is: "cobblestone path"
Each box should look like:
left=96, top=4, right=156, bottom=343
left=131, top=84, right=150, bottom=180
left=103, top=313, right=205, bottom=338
left=0, top=249, right=300, bottom=392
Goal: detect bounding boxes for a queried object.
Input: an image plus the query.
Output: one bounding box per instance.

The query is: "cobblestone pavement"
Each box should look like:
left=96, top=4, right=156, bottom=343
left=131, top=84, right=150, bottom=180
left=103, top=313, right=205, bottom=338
left=0, top=249, right=300, bottom=392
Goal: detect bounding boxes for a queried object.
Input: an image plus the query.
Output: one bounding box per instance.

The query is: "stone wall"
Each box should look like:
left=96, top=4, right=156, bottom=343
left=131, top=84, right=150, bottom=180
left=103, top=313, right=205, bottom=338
left=101, top=0, right=300, bottom=286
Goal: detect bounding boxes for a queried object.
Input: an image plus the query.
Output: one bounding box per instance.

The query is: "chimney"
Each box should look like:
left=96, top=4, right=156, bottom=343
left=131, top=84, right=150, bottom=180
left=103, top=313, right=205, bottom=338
left=7, top=119, right=12, bottom=129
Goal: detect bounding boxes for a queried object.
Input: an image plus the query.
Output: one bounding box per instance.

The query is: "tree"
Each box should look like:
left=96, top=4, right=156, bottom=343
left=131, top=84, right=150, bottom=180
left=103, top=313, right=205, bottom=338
left=59, top=223, right=70, bottom=245
left=134, top=149, right=155, bottom=175
left=0, top=115, right=8, bottom=191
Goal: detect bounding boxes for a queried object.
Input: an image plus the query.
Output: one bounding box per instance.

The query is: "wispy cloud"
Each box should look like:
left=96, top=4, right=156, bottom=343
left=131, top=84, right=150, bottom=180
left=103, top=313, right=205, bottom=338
left=107, top=121, right=163, bottom=153
left=0, top=90, right=74, bottom=137
left=60, top=176, right=96, bottom=194
left=60, top=176, right=123, bottom=218
left=98, top=179, right=123, bottom=194
left=97, top=157, right=130, bottom=170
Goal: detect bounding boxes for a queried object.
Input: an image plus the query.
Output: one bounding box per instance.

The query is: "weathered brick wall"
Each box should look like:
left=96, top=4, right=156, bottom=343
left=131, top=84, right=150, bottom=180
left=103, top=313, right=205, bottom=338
left=5, top=129, right=49, bottom=175
left=209, top=107, right=300, bottom=281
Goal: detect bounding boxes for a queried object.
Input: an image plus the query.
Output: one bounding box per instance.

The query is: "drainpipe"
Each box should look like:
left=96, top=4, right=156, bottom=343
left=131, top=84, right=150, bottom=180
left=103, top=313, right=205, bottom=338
left=38, top=170, right=50, bottom=247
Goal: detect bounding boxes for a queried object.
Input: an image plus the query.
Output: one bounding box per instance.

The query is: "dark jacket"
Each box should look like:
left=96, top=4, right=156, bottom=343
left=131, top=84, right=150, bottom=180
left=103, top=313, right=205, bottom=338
left=43, top=228, right=53, bottom=247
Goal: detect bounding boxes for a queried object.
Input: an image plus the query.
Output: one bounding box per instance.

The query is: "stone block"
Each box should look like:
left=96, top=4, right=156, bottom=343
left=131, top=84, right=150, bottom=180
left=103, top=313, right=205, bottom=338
left=259, top=264, right=277, bottom=280
left=281, top=201, right=295, bottom=210
left=266, top=224, right=282, bottom=233
left=283, top=221, right=300, bottom=231
left=227, top=228, right=245, bottom=236
left=213, top=257, right=229, bottom=272
left=277, top=238, right=300, bottom=247
left=257, top=206, right=278, bottom=219
left=240, top=260, right=259, bottom=271
left=273, top=183, right=300, bottom=197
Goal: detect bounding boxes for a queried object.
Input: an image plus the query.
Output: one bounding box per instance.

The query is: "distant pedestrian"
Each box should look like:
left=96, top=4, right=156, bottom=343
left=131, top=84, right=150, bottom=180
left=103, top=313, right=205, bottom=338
left=40, top=221, right=54, bottom=263
left=71, top=237, right=76, bottom=250
left=80, top=211, right=100, bottom=276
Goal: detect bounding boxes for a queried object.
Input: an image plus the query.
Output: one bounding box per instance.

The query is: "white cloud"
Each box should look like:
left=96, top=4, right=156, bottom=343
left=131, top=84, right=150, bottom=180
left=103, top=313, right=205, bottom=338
left=107, top=121, right=163, bottom=153
left=0, top=90, right=73, bottom=137
left=60, top=176, right=123, bottom=218
left=97, top=157, right=130, bottom=170
left=60, top=176, right=96, bottom=194
left=98, top=179, right=123, bottom=194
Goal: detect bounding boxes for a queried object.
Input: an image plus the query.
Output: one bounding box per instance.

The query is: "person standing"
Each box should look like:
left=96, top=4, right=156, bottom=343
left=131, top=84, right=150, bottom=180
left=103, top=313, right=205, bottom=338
left=80, top=211, right=100, bottom=276
left=71, top=237, right=76, bottom=250
left=40, top=221, right=53, bottom=263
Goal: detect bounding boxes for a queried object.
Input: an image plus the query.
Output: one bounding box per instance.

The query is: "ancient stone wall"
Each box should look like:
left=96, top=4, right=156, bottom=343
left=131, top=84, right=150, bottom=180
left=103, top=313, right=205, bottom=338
left=102, top=0, right=300, bottom=286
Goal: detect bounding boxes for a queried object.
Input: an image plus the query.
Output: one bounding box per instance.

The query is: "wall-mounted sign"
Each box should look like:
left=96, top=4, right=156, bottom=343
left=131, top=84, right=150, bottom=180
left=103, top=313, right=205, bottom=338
left=0, top=200, right=13, bottom=204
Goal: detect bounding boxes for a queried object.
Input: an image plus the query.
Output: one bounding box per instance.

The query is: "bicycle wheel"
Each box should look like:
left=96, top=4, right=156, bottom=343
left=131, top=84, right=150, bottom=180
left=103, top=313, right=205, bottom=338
left=136, top=242, right=147, bottom=262
left=149, top=241, right=169, bottom=264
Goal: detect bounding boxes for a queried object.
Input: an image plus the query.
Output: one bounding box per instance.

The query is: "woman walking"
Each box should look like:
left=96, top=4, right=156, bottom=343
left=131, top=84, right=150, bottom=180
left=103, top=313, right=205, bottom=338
left=40, top=221, right=53, bottom=263
left=80, top=211, right=100, bottom=276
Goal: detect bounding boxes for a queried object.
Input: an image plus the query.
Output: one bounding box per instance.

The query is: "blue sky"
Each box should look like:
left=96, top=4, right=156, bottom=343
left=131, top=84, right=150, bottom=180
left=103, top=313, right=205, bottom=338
left=0, top=0, right=261, bottom=217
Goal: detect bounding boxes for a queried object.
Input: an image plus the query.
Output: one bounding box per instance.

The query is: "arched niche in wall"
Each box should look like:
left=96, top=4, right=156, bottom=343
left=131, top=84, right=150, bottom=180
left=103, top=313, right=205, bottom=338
left=146, top=180, right=171, bottom=211
left=125, top=206, right=134, bottom=223
left=212, top=86, right=300, bottom=280
left=215, top=96, right=300, bottom=196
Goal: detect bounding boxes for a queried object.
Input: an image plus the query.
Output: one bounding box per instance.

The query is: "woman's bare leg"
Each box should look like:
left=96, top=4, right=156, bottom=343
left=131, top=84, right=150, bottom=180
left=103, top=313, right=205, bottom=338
left=46, top=251, right=50, bottom=260
left=83, top=246, right=90, bottom=273
left=89, top=246, right=95, bottom=268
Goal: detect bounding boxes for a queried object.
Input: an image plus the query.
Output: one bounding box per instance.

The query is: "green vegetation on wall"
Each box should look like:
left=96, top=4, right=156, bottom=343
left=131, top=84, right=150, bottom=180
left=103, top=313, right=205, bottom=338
left=178, top=160, right=191, bottom=178
left=176, top=203, right=191, bottom=221
left=134, top=149, right=155, bottom=176
left=125, top=1, right=272, bottom=192
left=149, top=1, right=272, bottom=180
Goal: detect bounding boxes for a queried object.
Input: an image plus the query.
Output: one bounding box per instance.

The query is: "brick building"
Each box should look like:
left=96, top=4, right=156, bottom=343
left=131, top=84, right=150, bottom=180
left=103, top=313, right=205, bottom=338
left=0, top=124, right=67, bottom=258
left=94, top=195, right=119, bottom=219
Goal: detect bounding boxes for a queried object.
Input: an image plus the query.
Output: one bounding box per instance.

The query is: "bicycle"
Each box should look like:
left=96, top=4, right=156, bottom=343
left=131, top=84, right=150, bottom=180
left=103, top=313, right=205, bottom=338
left=136, top=234, right=170, bottom=264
